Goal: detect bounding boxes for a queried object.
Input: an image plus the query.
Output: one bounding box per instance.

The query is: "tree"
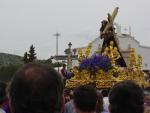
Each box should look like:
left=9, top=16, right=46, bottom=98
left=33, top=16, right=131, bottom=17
left=0, top=64, right=22, bottom=82
left=28, top=45, right=37, bottom=62
left=37, top=58, right=53, bottom=67
left=23, top=52, right=29, bottom=63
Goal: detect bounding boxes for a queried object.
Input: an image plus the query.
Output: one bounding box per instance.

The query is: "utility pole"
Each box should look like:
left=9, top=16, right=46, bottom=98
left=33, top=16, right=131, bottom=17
left=53, top=32, right=61, bottom=71
left=54, top=32, right=60, bottom=56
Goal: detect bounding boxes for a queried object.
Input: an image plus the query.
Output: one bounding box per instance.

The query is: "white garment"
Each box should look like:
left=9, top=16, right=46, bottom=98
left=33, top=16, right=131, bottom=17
left=103, top=97, right=109, bottom=112
left=64, top=100, right=76, bottom=113
left=0, top=108, right=6, bottom=113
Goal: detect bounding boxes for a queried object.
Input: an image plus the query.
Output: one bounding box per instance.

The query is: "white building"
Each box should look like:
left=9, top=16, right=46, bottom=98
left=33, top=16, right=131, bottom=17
left=72, top=25, right=150, bottom=71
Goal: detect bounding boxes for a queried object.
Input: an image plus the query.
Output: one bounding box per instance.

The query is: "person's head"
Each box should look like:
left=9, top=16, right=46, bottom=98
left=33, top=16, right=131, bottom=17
left=73, top=85, right=97, bottom=113
left=62, top=64, right=66, bottom=68
left=109, top=80, right=144, bottom=113
left=101, top=89, right=109, bottom=97
left=8, top=63, right=64, bottom=113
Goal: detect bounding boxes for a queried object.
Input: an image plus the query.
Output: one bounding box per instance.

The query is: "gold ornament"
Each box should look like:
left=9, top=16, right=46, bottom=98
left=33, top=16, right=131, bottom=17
left=136, top=54, right=142, bottom=70
left=77, top=48, right=83, bottom=63
left=129, top=48, right=136, bottom=67
left=65, top=7, right=150, bottom=89
left=85, top=43, right=92, bottom=58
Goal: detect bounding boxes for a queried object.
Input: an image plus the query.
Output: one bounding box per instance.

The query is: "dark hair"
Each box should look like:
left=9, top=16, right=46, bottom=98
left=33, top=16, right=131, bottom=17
left=101, top=89, right=109, bottom=97
left=8, top=63, right=64, bottom=113
left=0, top=81, right=7, bottom=106
left=62, top=64, right=66, bottom=67
left=109, top=80, right=144, bottom=113
left=73, top=85, right=97, bottom=112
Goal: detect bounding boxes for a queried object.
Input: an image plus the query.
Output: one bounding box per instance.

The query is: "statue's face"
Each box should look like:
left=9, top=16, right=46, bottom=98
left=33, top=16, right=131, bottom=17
left=110, top=41, right=114, bottom=46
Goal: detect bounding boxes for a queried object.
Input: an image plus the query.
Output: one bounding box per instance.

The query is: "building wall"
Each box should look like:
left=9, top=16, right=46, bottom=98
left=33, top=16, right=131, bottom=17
left=138, top=46, right=150, bottom=70
left=118, top=35, right=140, bottom=53
left=72, top=34, right=150, bottom=70
left=118, top=35, right=150, bottom=70
left=90, top=37, right=103, bottom=55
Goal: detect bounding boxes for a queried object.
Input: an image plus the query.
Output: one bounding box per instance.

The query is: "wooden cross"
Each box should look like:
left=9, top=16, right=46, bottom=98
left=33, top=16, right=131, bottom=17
left=102, top=7, right=119, bottom=35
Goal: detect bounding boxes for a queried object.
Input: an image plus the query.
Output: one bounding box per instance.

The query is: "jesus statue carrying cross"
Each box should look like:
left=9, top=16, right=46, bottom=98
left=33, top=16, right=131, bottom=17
left=100, top=7, right=127, bottom=67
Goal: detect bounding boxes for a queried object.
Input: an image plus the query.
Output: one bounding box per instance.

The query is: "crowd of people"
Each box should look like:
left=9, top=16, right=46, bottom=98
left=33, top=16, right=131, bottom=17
left=0, top=63, right=150, bottom=113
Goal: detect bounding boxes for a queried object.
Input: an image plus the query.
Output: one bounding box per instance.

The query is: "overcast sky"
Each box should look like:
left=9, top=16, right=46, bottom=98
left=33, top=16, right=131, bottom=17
left=0, top=0, right=150, bottom=59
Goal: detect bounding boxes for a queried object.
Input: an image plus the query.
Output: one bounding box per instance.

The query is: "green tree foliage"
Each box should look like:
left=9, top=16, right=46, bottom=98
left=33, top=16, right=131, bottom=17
left=0, top=64, right=22, bottom=82
left=0, top=53, right=23, bottom=65
left=37, top=58, right=62, bottom=68
left=37, top=58, right=53, bottom=67
left=28, top=45, right=36, bottom=62
left=23, top=45, right=37, bottom=64
left=23, top=52, right=29, bottom=63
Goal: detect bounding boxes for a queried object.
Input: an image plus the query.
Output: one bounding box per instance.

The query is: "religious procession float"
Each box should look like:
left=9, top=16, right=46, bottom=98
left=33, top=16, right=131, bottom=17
left=65, top=7, right=150, bottom=89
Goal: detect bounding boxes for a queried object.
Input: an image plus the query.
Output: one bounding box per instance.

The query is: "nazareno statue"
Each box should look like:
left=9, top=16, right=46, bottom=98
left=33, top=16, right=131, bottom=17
left=100, top=7, right=127, bottom=67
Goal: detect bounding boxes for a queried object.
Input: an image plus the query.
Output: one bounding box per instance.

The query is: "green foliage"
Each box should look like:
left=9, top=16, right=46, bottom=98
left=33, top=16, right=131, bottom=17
left=23, top=45, right=37, bottom=64
left=0, top=53, right=23, bottom=65
left=53, top=62, right=63, bottom=68
left=37, top=59, right=62, bottom=68
left=23, top=52, right=29, bottom=63
left=0, top=64, right=22, bottom=82
left=0, top=58, right=62, bottom=82
left=37, top=59, right=53, bottom=67
left=28, top=45, right=36, bottom=62
left=0, top=53, right=23, bottom=82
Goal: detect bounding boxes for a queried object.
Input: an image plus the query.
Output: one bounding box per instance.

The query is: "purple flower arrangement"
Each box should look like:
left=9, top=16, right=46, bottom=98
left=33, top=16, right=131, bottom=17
left=79, top=54, right=112, bottom=72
